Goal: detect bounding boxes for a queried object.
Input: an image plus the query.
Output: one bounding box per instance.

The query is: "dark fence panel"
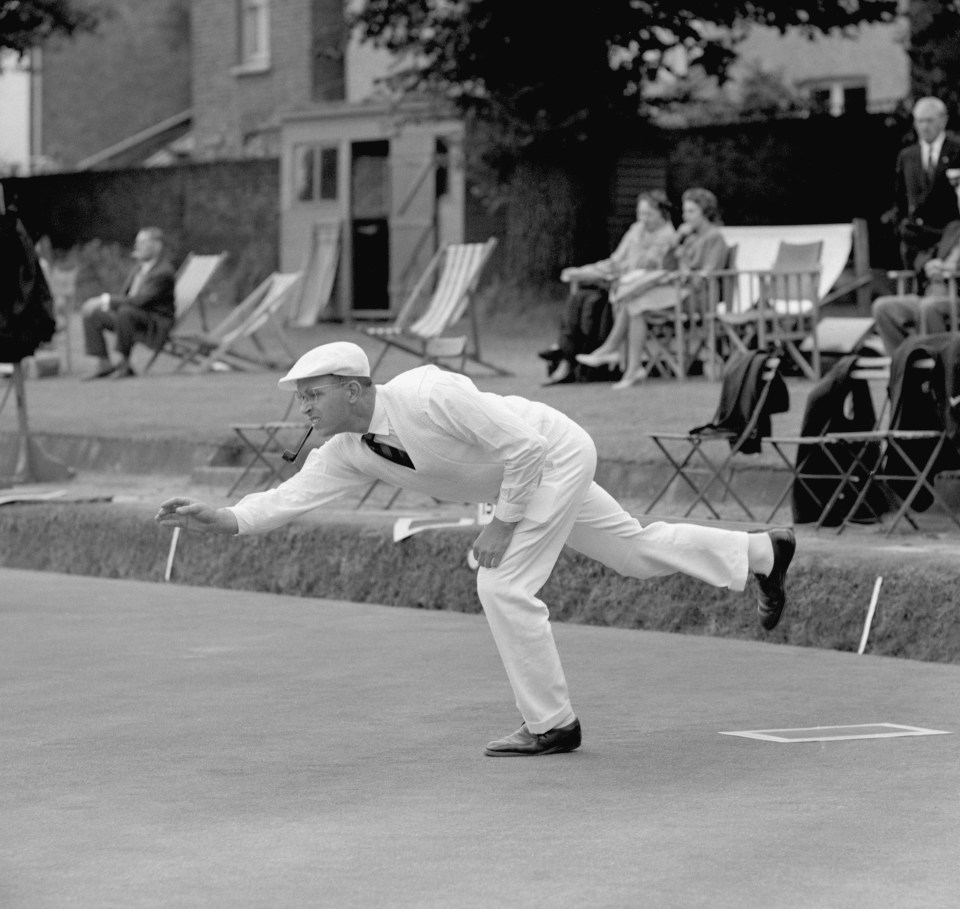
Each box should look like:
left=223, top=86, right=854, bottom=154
left=610, top=113, right=910, bottom=270
left=1, top=159, right=280, bottom=299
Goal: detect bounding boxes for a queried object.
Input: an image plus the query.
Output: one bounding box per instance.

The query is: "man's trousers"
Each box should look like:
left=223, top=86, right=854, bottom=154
left=83, top=305, right=163, bottom=359
left=872, top=294, right=954, bottom=356
left=476, top=420, right=750, bottom=734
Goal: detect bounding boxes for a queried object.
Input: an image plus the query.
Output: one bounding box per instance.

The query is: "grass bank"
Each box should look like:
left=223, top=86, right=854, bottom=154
left=3, top=501, right=958, bottom=665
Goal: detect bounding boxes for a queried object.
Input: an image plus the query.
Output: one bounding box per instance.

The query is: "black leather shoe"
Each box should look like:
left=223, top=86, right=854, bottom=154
left=755, top=529, right=796, bottom=631
left=112, top=365, right=137, bottom=379
left=484, top=718, right=582, bottom=756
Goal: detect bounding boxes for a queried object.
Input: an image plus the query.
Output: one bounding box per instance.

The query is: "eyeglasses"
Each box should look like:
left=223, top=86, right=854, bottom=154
left=293, top=383, right=342, bottom=406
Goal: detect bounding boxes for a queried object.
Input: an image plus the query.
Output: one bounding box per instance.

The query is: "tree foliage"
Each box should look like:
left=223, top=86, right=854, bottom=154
left=351, top=0, right=899, bottom=287
left=907, top=0, right=960, bottom=119
left=0, top=0, right=99, bottom=57
left=352, top=1, right=898, bottom=154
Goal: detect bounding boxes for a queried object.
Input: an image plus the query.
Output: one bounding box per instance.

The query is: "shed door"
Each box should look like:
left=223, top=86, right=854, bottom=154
left=350, top=140, right=390, bottom=314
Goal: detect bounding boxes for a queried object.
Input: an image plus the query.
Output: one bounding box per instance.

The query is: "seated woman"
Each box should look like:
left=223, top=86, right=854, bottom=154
left=577, top=187, right=729, bottom=389
left=540, top=191, right=676, bottom=385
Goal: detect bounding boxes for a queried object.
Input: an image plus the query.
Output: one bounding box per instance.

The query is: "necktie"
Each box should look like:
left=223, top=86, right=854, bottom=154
left=362, top=433, right=415, bottom=469
left=925, top=145, right=935, bottom=179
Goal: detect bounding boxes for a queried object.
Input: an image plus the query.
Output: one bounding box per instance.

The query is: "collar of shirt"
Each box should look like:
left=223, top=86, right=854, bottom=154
left=364, top=393, right=404, bottom=448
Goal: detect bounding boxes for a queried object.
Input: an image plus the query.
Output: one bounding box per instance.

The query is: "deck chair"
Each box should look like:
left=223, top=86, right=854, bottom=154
left=168, top=271, right=303, bottom=373
left=712, top=241, right=823, bottom=378
left=142, top=251, right=227, bottom=373
left=644, top=349, right=788, bottom=520
left=286, top=220, right=341, bottom=327
left=36, top=260, right=79, bottom=374
left=363, top=239, right=506, bottom=376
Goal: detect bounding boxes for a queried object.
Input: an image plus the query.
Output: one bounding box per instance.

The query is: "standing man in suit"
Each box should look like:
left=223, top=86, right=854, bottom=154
left=81, top=227, right=176, bottom=379
left=156, top=341, right=797, bottom=758
left=892, top=96, right=960, bottom=277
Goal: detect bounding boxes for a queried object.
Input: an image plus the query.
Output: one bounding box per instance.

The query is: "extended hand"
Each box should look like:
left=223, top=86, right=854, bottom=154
left=155, top=497, right=238, bottom=534
left=472, top=517, right=518, bottom=569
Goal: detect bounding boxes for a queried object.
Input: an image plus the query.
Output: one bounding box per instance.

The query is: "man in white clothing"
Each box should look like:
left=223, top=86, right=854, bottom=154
left=156, top=342, right=796, bottom=757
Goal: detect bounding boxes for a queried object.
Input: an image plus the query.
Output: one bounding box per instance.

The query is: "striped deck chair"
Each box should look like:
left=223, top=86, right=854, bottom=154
left=363, top=238, right=508, bottom=375
left=286, top=220, right=341, bottom=328
left=170, top=271, right=303, bottom=373
left=143, top=252, right=228, bottom=373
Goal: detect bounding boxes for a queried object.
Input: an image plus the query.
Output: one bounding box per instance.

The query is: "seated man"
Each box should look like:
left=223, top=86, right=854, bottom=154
left=81, top=227, right=176, bottom=379
left=873, top=220, right=960, bottom=355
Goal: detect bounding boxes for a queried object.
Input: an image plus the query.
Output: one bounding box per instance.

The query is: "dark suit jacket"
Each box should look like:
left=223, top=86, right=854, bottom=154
left=894, top=134, right=960, bottom=234
left=691, top=350, right=789, bottom=454
left=111, top=258, right=176, bottom=322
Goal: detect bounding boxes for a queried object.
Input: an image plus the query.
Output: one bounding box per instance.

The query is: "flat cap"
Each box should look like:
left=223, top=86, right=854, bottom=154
left=277, top=341, right=370, bottom=390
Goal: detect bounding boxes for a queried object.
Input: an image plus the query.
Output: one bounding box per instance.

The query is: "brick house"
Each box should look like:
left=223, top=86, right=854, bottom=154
left=22, top=0, right=192, bottom=172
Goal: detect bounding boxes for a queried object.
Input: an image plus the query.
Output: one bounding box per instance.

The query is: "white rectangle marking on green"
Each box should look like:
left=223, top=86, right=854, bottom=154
left=719, top=723, right=952, bottom=743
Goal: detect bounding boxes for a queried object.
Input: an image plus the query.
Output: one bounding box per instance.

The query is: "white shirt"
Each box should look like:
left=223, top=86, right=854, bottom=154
left=922, top=134, right=945, bottom=172
left=228, top=366, right=573, bottom=534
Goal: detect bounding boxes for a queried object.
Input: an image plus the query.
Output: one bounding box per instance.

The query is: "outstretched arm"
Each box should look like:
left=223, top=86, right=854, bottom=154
left=155, top=497, right=239, bottom=535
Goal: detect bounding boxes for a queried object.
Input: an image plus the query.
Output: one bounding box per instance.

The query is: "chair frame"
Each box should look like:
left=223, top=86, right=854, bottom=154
left=762, top=355, right=960, bottom=534
left=167, top=271, right=303, bottom=373
left=709, top=241, right=823, bottom=380
left=645, top=352, right=784, bottom=520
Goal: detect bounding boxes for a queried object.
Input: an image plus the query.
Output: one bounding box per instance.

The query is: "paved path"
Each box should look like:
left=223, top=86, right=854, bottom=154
left=3, top=569, right=959, bottom=908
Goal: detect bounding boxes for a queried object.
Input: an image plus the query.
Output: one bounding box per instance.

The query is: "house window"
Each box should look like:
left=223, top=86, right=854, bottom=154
left=238, top=0, right=270, bottom=70
left=293, top=144, right=338, bottom=202
left=805, top=79, right=868, bottom=116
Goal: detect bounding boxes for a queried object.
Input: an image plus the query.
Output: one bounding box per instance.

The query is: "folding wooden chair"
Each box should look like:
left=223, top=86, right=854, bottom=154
left=711, top=241, right=823, bottom=378
left=227, top=393, right=311, bottom=496
left=645, top=350, right=788, bottom=520
left=142, top=251, right=228, bottom=373
left=363, top=239, right=507, bottom=376
left=760, top=355, right=889, bottom=527
left=765, top=346, right=960, bottom=534
left=168, top=271, right=303, bottom=373
left=631, top=246, right=738, bottom=381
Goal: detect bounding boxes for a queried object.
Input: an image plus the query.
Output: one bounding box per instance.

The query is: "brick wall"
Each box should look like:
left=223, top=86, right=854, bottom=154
left=39, top=0, right=192, bottom=168
left=192, top=0, right=344, bottom=159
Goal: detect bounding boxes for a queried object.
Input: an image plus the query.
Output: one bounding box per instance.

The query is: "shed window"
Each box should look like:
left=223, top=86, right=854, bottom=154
left=294, top=144, right=338, bottom=202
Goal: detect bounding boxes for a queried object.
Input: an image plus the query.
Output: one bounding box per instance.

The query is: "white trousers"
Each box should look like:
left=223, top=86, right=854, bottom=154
left=476, top=421, right=750, bottom=734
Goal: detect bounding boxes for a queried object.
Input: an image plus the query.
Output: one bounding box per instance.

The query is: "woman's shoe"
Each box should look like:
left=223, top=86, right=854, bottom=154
left=542, top=359, right=574, bottom=386
left=575, top=350, right=621, bottom=368
left=611, top=369, right=646, bottom=390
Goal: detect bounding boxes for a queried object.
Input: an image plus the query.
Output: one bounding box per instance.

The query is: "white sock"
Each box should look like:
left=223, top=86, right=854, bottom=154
left=747, top=532, right=774, bottom=576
